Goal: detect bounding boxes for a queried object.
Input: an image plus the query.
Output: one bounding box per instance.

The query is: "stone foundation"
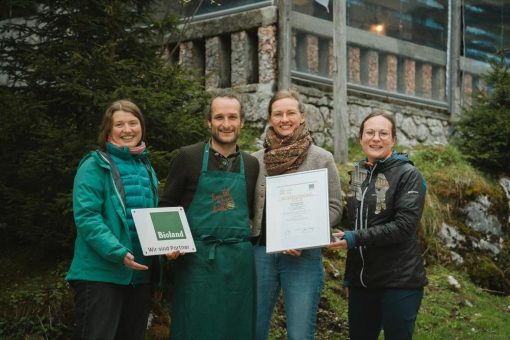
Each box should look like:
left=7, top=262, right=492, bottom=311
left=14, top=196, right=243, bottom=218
left=232, top=83, right=450, bottom=150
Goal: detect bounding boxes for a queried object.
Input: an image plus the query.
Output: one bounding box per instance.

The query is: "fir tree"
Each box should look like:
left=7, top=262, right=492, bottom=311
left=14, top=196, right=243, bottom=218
left=455, top=49, right=510, bottom=175
left=0, top=0, right=208, bottom=250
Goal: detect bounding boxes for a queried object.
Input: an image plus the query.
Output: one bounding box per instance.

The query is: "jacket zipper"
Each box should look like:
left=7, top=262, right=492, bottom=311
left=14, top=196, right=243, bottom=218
left=358, top=163, right=377, bottom=288
left=98, top=152, right=126, bottom=213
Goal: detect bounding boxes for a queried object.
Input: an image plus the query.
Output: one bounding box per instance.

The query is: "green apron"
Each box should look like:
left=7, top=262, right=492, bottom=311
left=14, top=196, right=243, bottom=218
left=170, top=144, right=255, bottom=340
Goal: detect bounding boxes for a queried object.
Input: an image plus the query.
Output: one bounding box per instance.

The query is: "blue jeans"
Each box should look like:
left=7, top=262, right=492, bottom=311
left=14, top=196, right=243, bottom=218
left=348, top=287, right=424, bottom=340
left=254, top=245, right=324, bottom=340
left=70, top=280, right=152, bottom=340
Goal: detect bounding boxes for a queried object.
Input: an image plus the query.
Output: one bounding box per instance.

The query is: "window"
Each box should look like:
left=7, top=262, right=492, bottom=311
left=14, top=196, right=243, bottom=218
left=463, top=1, right=510, bottom=64
left=180, top=0, right=269, bottom=18
left=347, top=0, right=448, bottom=50
left=0, top=1, right=38, bottom=20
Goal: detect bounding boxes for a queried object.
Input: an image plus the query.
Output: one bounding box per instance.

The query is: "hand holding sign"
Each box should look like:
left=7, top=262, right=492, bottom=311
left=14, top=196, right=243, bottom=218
left=132, top=207, right=196, bottom=256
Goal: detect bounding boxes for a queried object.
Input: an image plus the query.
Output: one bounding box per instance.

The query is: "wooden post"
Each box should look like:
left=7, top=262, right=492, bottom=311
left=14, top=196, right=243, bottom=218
left=448, top=0, right=462, bottom=122
left=333, top=0, right=349, bottom=163
left=278, top=0, right=291, bottom=90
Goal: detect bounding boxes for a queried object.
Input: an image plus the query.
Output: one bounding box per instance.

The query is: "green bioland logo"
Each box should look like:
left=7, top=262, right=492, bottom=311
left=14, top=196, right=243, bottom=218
left=150, top=211, right=186, bottom=241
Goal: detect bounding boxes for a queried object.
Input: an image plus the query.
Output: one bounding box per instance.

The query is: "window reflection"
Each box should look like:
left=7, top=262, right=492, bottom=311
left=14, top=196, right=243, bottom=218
left=181, top=0, right=268, bottom=17
left=0, top=2, right=38, bottom=20
left=347, top=0, right=448, bottom=51
left=463, top=1, right=510, bottom=64
left=292, top=0, right=332, bottom=21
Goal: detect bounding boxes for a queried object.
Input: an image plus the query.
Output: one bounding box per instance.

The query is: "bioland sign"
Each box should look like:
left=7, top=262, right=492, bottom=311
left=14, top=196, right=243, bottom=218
left=132, top=207, right=196, bottom=255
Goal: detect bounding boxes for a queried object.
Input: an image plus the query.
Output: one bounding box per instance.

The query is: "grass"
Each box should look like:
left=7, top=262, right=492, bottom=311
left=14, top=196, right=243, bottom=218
left=3, top=255, right=510, bottom=339
left=265, top=259, right=510, bottom=339
left=414, top=265, right=510, bottom=339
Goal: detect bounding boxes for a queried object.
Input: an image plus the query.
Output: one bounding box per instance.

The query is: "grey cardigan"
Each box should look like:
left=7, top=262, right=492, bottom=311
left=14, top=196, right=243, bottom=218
left=251, top=144, right=343, bottom=237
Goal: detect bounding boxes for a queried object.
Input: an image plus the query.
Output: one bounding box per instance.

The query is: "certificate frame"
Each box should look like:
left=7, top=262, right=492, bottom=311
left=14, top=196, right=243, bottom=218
left=265, top=168, right=330, bottom=253
left=132, top=207, right=196, bottom=256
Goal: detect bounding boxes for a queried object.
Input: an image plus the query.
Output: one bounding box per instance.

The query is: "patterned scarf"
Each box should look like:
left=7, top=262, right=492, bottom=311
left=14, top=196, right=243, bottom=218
left=264, top=123, right=313, bottom=176
left=107, top=137, right=146, bottom=155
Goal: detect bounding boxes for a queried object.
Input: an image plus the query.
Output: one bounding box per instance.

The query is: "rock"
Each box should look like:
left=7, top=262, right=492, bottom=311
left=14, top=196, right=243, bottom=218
left=481, top=238, right=501, bottom=255
left=416, top=124, right=430, bottom=142
left=463, top=195, right=502, bottom=236
left=499, top=177, right=510, bottom=224
left=450, top=251, right=464, bottom=265
left=312, top=132, right=326, bottom=147
left=447, top=275, right=461, bottom=290
left=401, top=117, right=417, bottom=138
left=438, top=223, right=465, bottom=248
left=304, top=104, right=324, bottom=132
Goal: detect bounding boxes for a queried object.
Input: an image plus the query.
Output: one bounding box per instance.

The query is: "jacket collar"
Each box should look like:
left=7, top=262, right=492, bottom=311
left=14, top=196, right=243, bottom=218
left=359, top=151, right=413, bottom=170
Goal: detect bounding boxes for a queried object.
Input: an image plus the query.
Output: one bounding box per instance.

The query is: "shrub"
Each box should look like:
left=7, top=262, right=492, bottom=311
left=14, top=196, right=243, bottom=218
left=454, top=49, right=510, bottom=175
left=0, top=262, right=74, bottom=339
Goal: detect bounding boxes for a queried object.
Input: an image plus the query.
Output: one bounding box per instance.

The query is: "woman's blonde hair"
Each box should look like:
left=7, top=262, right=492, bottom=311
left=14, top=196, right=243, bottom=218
left=267, top=89, right=306, bottom=119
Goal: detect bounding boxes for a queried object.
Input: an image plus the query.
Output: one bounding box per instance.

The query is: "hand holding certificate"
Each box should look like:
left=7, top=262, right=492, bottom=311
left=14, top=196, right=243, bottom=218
left=265, top=168, right=330, bottom=253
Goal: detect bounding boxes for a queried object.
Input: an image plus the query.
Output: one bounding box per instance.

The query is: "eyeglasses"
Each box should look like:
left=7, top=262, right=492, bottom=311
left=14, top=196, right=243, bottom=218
left=363, top=130, right=392, bottom=140
left=270, top=110, right=300, bottom=122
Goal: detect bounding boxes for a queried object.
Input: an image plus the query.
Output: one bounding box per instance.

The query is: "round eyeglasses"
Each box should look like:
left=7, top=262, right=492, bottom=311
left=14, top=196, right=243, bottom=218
left=363, top=130, right=392, bottom=140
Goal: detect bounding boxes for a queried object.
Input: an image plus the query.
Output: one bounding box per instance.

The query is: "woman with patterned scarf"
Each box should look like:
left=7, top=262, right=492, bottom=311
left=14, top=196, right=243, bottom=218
left=252, top=89, right=343, bottom=340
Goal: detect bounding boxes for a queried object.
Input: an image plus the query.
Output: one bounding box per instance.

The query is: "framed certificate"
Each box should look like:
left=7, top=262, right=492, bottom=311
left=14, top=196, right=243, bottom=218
left=132, top=207, right=196, bottom=256
left=266, top=168, right=330, bottom=253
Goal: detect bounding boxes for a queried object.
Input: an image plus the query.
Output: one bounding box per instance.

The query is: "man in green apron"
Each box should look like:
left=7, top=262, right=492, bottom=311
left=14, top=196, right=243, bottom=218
left=160, top=93, right=259, bottom=339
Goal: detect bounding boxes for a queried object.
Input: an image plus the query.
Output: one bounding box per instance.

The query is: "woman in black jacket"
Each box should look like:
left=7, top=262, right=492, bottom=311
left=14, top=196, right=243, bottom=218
left=330, top=110, right=427, bottom=340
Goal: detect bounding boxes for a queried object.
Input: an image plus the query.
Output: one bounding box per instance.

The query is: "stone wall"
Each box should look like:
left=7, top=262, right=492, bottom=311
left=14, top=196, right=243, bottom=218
left=232, top=82, right=450, bottom=149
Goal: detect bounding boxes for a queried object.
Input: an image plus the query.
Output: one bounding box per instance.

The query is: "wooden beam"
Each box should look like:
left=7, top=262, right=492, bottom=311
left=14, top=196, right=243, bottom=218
left=277, top=0, right=291, bottom=90
left=333, top=0, right=349, bottom=163
left=448, top=0, right=461, bottom=122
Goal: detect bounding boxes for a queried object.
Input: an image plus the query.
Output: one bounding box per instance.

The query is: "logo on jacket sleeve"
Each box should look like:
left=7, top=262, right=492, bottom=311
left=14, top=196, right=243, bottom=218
left=348, top=168, right=368, bottom=201
left=374, top=174, right=389, bottom=214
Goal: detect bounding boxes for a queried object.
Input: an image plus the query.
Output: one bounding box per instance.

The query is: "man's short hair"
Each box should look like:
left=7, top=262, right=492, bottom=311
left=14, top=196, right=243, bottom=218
left=206, top=91, right=244, bottom=121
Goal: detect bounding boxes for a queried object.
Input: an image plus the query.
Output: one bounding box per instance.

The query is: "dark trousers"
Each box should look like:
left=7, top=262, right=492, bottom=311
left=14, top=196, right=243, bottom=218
left=348, top=287, right=424, bottom=340
left=70, top=280, right=152, bottom=340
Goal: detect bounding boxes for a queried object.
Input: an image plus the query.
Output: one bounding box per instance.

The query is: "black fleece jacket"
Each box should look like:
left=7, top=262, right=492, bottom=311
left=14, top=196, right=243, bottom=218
left=344, top=152, right=428, bottom=289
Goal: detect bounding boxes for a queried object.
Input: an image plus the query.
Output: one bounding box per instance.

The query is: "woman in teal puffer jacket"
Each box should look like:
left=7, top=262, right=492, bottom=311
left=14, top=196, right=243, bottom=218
left=66, top=100, right=159, bottom=340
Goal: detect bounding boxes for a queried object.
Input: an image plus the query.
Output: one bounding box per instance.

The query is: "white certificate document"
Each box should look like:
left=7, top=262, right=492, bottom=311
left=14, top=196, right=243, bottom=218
left=132, top=207, right=196, bottom=256
left=265, top=168, right=330, bottom=253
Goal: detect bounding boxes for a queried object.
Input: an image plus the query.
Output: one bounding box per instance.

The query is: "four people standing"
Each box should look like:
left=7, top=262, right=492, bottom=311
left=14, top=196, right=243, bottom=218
left=67, top=92, right=426, bottom=339
left=330, top=111, right=427, bottom=339
left=67, top=100, right=160, bottom=340
left=251, top=89, right=343, bottom=340
left=160, top=93, right=259, bottom=339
